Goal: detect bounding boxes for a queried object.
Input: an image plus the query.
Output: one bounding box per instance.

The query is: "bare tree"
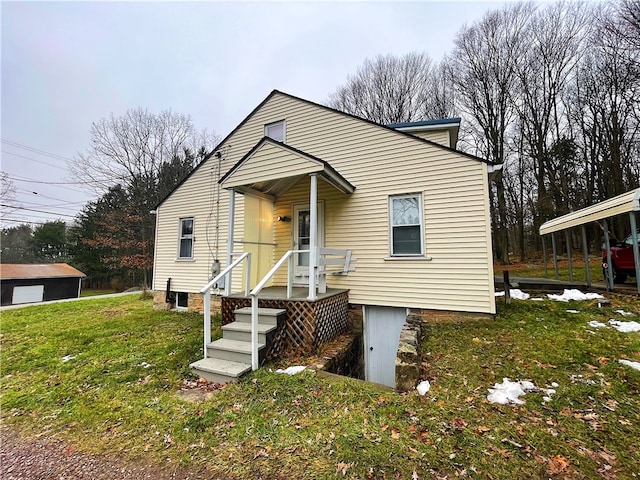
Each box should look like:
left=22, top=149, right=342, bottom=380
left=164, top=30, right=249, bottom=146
left=328, top=52, right=441, bottom=124
left=449, top=2, right=534, bottom=263
left=69, top=108, right=215, bottom=195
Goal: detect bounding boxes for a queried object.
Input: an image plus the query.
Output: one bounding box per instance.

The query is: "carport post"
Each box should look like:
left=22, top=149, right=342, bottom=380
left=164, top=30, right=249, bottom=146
left=581, top=225, right=591, bottom=287
left=630, top=212, right=640, bottom=295
left=603, top=219, right=614, bottom=291
left=542, top=236, right=548, bottom=277
left=565, top=230, right=573, bottom=282
left=551, top=232, right=559, bottom=280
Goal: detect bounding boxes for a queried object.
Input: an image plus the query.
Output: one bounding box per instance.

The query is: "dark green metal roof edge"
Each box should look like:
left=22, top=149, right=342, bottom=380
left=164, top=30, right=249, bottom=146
left=387, top=118, right=461, bottom=128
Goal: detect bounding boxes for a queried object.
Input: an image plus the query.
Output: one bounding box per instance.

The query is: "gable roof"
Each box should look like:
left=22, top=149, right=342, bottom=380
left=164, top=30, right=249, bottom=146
left=387, top=118, right=461, bottom=129
left=219, top=136, right=355, bottom=198
left=1, top=263, right=86, bottom=280
left=155, top=89, right=492, bottom=209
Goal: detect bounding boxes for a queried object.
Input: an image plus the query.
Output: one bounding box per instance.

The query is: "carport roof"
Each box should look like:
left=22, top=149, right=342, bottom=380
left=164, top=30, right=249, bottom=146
left=1, top=263, right=86, bottom=280
left=539, top=188, right=640, bottom=235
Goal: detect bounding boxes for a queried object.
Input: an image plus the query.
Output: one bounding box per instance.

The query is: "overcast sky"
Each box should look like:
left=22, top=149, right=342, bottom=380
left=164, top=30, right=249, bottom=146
left=1, top=0, right=507, bottom=227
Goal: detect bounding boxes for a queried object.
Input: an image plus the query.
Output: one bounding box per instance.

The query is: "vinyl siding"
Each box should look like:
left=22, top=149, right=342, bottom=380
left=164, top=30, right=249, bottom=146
left=408, top=129, right=450, bottom=147
left=154, top=92, right=495, bottom=314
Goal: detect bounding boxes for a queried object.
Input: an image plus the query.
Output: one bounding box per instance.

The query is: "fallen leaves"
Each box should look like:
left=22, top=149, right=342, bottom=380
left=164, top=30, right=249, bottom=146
left=548, top=455, right=571, bottom=475
left=336, top=461, right=354, bottom=476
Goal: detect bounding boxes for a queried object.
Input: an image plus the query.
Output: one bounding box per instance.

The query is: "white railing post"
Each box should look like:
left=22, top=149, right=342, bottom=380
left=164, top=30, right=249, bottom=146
left=203, top=291, right=211, bottom=358
left=308, top=174, right=318, bottom=300
left=287, top=254, right=293, bottom=299
left=251, top=295, right=259, bottom=370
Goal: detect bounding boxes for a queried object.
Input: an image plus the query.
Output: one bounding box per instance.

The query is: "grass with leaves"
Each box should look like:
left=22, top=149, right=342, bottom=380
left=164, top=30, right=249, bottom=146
left=1, top=293, right=639, bottom=478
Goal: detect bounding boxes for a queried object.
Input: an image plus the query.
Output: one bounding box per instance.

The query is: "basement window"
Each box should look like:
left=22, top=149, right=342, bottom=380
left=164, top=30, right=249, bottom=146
left=265, top=120, right=285, bottom=142
left=176, top=292, right=189, bottom=310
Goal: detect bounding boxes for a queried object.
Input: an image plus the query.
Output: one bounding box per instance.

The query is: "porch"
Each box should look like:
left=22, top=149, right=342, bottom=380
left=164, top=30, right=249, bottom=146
left=222, top=287, right=350, bottom=353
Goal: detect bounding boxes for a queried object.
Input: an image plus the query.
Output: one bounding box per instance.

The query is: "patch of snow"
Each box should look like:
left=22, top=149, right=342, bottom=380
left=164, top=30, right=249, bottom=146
left=276, top=365, right=307, bottom=375
left=547, top=289, right=604, bottom=302
left=138, top=362, right=152, bottom=369
left=416, top=380, right=430, bottom=396
left=619, top=359, right=640, bottom=371
left=615, top=309, right=634, bottom=317
left=566, top=309, right=580, bottom=314
left=609, top=319, right=640, bottom=333
left=587, top=321, right=607, bottom=329
left=487, top=378, right=536, bottom=405
left=494, top=289, right=530, bottom=300
left=551, top=382, right=559, bottom=388
left=61, top=355, right=76, bottom=363
left=530, top=298, right=544, bottom=301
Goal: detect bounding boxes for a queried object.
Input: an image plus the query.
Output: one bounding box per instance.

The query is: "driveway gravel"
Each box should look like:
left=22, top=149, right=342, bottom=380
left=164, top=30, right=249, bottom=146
left=0, top=426, right=217, bottom=480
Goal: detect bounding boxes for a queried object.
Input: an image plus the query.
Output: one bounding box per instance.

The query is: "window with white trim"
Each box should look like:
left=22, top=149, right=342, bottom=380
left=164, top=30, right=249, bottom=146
left=178, top=217, right=194, bottom=259
left=265, top=120, right=285, bottom=142
left=389, top=193, right=424, bottom=256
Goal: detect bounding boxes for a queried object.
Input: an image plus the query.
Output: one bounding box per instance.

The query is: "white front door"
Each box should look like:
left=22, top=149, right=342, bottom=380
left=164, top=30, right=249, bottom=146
left=364, top=306, right=407, bottom=388
left=292, top=202, right=324, bottom=280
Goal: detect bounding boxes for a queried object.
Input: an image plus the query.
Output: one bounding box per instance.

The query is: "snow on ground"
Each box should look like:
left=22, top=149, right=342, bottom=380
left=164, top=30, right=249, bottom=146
left=587, top=320, right=607, bottom=329
left=487, top=378, right=558, bottom=405
left=494, top=289, right=530, bottom=300
left=609, top=319, right=640, bottom=333
left=615, top=309, right=635, bottom=317
left=416, top=380, right=430, bottom=395
left=619, top=359, right=640, bottom=371
left=566, top=309, right=580, bottom=314
left=547, top=289, right=604, bottom=302
left=61, top=355, right=76, bottom=362
left=275, top=366, right=307, bottom=375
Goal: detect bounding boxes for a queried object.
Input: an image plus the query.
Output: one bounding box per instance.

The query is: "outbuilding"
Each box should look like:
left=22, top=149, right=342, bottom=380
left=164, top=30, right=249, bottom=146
left=0, top=263, right=85, bottom=306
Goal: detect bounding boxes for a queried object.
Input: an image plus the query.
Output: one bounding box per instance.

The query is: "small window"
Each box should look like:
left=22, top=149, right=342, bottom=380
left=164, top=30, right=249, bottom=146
left=178, top=218, right=194, bottom=259
left=176, top=292, right=189, bottom=310
left=389, top=194, right=424, bottom=256
left=265, top=120, right=285, bottom=142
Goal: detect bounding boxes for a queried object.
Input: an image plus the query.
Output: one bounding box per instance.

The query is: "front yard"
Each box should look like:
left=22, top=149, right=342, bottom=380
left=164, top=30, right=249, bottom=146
left=1, top=293, right=639, bottom=478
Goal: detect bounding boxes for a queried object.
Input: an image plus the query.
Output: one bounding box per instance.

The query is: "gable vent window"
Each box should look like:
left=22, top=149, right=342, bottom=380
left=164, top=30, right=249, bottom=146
left=265, top=120, right=285, bottom=142
left=178, top=217, right=194, bottom=259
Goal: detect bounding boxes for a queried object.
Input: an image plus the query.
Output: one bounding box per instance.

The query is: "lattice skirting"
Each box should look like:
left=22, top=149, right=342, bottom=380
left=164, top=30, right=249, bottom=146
left=221, top=291, right=349, bottom=360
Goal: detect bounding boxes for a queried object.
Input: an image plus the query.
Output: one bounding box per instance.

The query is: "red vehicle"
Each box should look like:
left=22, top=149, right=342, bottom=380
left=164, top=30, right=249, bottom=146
left=603, top=230, right=640, bottom=283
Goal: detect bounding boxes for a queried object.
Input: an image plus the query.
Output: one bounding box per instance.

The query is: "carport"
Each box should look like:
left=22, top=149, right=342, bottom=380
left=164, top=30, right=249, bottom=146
left=539, top=188, right=640, bottom=294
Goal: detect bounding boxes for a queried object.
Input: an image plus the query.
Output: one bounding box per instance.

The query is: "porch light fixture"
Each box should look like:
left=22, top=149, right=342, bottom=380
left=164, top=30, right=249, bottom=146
left=277, top=215, right=291, bottom=222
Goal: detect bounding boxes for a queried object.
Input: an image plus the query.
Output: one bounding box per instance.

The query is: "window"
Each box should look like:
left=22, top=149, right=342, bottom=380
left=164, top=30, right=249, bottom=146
left=176, top=292, right=189, bottom=310
left=389, top=194, right=424, bottom=256
left=178, top=218, right=194, bottom=259
left=265, top=120, right=285, bottom=142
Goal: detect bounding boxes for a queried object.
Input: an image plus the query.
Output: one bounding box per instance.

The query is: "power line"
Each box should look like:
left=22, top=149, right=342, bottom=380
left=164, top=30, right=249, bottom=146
left=7, top=175, right=91, bottom=194
left=1, top=150, right=68, bottom=171
left=1, top=138, right=74, bottom=162
left=0, top=203, right=77, bottom=218
left=0, top=218, right=52, bottom=226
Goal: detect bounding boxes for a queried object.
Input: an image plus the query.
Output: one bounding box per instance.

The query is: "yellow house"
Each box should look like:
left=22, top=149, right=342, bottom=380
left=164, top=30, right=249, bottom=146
left=152, top=90, right=496, bottom=387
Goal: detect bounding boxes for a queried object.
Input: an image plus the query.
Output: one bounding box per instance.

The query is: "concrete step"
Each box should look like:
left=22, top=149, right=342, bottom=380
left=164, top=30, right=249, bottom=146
left=233, top=307, right=286, bottom=326
left=222, top=321, right=276, bottom=343
left=206, top=338, right=265, bottom=364
left=189, top=357, right=251, bottom=384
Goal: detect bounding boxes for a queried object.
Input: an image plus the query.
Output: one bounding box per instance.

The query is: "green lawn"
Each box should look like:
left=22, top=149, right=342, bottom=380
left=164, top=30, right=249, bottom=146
left=1, top=294, right=639, bottom=478
left=80, top=288, right=119, bottom=297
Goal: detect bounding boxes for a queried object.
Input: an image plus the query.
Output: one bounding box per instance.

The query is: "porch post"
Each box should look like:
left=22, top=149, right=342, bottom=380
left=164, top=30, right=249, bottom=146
left=630, top=212, right=640, bottom=295
left=582, top=225, right=591, bottom=287
left=308, top=174, right=318, bottom=301
left=565, top=230, right=573, bottom=282
left=603, top=219, right=614, bottom=291
left=225, top=189, right=235, bottom=296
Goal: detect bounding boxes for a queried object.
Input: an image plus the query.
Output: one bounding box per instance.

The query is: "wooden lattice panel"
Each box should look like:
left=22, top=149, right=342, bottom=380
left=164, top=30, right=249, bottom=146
left=220, top=291, right=349, bottom=361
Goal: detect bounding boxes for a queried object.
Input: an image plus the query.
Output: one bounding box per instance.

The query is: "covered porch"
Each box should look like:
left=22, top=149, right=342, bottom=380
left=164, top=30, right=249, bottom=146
left=195, top=137, right=357, bottom=378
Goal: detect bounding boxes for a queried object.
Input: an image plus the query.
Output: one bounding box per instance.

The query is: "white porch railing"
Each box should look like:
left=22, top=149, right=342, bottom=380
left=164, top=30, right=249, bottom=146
left=198, top=248, right=355, bottom=372
left=199, top=252, right=251, bottom=358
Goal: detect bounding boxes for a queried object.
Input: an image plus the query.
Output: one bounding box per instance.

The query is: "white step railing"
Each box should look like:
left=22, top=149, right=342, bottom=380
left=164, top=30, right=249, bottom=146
left=199, top=252, right=251, bottom=358
left=248, top=249, right=306, bottom=370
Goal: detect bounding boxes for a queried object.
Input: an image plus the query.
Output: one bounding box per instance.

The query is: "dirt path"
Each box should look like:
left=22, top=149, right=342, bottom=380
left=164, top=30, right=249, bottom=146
left=0, top=426, right=219, bottom=480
